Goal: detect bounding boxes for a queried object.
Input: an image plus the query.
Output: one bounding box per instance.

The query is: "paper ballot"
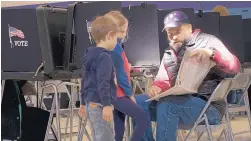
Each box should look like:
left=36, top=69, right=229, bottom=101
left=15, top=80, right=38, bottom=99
left=147, top=48, right=216, bottom=101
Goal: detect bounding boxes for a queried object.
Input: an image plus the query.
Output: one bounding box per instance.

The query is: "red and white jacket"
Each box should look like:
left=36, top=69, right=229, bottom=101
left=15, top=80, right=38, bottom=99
left=152, top=29, right=241, bottom=95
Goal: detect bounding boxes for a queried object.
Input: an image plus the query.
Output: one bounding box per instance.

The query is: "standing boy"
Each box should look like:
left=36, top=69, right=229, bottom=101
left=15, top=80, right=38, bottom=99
left=78, top=16, right=120, bottom=141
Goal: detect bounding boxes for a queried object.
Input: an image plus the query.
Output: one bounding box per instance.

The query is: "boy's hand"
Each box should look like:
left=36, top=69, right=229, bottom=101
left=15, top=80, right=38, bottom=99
left=102, top=106, right=114, bottom=122
left=78, top=105, right=86, bottom=119
left=148, top=86, right=162, bottom=98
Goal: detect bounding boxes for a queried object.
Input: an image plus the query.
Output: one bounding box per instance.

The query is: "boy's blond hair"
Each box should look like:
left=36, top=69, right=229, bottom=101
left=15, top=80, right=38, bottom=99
left=104, top=11, right=128, bottom=29
left=91, top=16, right=119, bottom=43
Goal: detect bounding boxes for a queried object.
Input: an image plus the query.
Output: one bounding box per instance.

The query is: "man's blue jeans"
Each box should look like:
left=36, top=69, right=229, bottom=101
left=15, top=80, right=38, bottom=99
left=135, top=94, right=222, bottom=141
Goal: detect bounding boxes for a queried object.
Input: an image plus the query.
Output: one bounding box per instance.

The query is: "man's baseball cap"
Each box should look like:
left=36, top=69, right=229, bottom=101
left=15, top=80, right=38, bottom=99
left=162, top=11, right=190, bottom=32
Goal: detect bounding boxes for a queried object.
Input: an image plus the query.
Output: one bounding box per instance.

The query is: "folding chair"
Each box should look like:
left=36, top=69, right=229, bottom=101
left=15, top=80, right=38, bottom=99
left=178, top=78, right=233, bottom=141
left=131, top=76, right=145, bottom=94
left=227, top=72, right=251, bottom=138
left=35, top=80, right=90, bottom=141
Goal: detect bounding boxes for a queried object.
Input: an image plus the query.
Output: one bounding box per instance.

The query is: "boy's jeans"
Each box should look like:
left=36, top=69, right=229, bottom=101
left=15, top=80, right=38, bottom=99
left=135, top=94, right=222, bottom=141
left=86, top=103, right=115, bottom=141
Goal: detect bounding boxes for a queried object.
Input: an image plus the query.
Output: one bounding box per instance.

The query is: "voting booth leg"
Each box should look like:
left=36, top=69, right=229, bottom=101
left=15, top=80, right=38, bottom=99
left=42, top=84, right=62, bottom=141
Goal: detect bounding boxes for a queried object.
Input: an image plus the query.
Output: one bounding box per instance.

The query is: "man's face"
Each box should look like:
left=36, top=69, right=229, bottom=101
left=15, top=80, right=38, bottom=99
left=165, top=24, right=191, bottom=49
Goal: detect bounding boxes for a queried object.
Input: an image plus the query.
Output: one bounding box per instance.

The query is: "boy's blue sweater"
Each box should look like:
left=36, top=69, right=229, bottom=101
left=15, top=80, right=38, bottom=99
left=80, top=47, right=117, bottom=106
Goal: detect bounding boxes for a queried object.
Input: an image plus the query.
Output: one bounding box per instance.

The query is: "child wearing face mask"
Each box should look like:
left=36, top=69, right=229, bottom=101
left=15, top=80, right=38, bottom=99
left=104, top=11, right=150, bottom=141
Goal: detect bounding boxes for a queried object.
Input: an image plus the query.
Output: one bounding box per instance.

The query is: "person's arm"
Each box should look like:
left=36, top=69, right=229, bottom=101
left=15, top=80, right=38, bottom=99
left=96, top=52, right=113, bottom=106
left=152, top=52, right=172, bottom=93
left=111, top=44, right=133, bottom=97
left=209, top=36, right=241, bottom=74
left=80, top=74, right=86, bottom=105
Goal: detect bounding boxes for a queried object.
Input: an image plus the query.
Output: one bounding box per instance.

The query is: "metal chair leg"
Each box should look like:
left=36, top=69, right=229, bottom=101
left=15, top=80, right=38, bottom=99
left=226, top=107, right=235, bottom=141
left=124, top=116, right=130, bottom=141
left=55, top=91, right=61, bottom=141
left=223, top=129, right=229, bottom=141
left=196, top=131, right=204, bottom=141
left=244, top=94, right=251, bottom=135
left=83, top=119, right=92, bottom=141
left=64, top=113, right=70, bottom=141
left=204, top=115, right=213, bottom=141
left=177, top=130, right=185, bottom=141
left=77, top=117, right=83, bottom=141
left=217, top=129, right=225, bottom=141
left=77, top=118, right=92, bottom=141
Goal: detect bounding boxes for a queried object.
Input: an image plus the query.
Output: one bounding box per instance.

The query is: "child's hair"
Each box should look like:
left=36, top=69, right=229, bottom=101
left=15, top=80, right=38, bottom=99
left=104, top=10, right=128, bottom=28
left=212, top=5, right=229, bottom=16
left=91, top=16, right=119, bottom=43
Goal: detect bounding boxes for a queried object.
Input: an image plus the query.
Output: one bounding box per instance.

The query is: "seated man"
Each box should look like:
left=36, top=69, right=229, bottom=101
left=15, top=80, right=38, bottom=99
left=135, top=11, right=241, bottom=141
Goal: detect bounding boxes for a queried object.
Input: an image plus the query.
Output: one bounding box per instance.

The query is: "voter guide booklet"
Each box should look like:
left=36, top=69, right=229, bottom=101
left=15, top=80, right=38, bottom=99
left=146, top=48, right=216, bottom=102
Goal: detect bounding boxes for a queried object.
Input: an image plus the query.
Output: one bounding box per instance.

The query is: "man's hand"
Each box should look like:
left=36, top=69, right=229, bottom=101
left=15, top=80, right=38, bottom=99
left=148, top=86, right=162, bottom=98
left=190, top=48, right=213, bottom=62
left=102, top=106, right=114, bottom=122
left=78, top=105, right=86, bottom=119
left=130, top=96, right=136, bottom=103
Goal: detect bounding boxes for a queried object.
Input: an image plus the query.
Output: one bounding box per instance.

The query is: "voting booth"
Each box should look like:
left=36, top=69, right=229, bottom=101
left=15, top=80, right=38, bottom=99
left=243, top=19, right=251, bottom=62
left=36, top=5, right=68, bottom=74
left=194, top=12, right=220, bottom=37
left=2, top=6, right=73, bottom=80
left=69, top=1, right=122, bottom=70
left=122, top=4, right=160, bottom=66
left=2, top=9, right=41, bottom=73
left=219, top=15, right=245, bottom=63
